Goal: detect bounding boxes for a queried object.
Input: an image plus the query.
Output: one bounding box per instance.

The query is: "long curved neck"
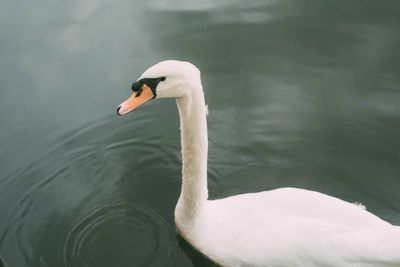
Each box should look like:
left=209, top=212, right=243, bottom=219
left=175, top=84, right=208, bottom=228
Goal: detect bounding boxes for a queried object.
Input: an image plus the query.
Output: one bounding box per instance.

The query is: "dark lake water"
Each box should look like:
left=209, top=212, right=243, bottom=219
left=1, top=1, right=400, bottom=266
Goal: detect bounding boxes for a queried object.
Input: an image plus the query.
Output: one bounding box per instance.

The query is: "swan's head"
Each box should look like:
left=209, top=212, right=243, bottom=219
left=117, top=60, right=201, bottom=115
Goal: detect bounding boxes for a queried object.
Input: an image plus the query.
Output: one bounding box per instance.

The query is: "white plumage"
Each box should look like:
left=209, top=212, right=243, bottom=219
left=118, top=60, right=400, bottom=267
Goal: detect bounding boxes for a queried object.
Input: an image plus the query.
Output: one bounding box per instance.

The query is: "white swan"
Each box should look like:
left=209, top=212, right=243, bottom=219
left=117, top=60, right=400, bottom=267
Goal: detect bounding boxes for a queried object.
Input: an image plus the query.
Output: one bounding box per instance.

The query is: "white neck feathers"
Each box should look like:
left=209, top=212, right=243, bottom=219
left=175, top=84, right=208, bottom=229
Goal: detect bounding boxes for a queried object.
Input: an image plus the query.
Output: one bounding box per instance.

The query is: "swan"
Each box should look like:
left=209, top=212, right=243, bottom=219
left=117, top=60, right=400, bottom=267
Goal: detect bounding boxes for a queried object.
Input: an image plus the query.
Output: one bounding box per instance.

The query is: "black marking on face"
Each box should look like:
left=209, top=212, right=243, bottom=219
left=131, top=77, right=166, bottom=98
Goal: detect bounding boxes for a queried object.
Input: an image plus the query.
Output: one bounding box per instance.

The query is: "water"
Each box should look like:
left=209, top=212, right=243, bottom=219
left=1, top=1, right=400, bottom=266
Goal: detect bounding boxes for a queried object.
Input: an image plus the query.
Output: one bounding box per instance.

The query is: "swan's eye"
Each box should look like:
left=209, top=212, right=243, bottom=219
left=131, top=81, right=142, bottom=92
left=160, top=76, right=166, bottom=81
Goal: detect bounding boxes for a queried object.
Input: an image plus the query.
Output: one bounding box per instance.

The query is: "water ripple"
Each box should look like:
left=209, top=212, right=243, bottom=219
left=0, top=114, right=180, bottom=267
left=63, top=202, right=171, bottom=267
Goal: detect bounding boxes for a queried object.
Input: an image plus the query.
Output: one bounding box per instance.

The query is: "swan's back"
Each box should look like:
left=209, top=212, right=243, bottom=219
left=207, top=188, right=390, bottom=228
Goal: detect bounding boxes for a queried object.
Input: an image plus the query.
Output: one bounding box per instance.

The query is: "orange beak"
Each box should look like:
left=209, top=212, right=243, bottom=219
left=117, top=84, right=155, bottom=115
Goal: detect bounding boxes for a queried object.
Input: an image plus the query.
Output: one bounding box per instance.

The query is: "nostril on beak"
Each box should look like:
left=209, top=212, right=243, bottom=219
left=117, top=106, right=122, bottom=116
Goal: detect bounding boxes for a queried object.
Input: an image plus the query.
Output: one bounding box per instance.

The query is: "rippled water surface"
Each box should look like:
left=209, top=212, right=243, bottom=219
left=1, top=1, right=400, bottom=266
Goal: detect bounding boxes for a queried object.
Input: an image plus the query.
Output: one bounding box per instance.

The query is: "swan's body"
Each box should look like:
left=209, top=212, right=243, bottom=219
left=183, top=189, right=400, bottom=267
left=118, top=60, right=400, bottom=267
